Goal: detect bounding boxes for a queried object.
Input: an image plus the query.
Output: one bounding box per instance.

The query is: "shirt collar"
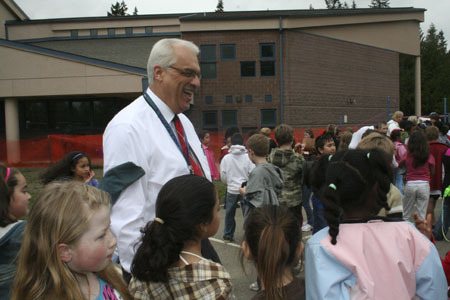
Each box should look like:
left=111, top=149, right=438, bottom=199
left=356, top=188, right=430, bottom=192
left=146, top=88, right=176, bottom=124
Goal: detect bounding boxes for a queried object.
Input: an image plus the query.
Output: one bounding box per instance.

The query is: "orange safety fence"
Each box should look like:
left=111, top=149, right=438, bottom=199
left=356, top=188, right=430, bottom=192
left=0, top=127, right=350, bottom=167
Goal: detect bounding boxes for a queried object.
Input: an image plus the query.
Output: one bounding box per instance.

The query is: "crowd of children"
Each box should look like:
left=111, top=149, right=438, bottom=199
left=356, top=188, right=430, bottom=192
left=2, top=112, right=450, bottom=299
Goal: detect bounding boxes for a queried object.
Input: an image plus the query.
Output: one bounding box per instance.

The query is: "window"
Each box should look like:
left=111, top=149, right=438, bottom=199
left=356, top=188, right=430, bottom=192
left=261, top=109, right=277, bottom=127
left=205, top=95, right=213, bottom=104
left=241, top=61, right=256, bottom=77
left=203, top=111, right=218, bottom=129
left=145, top=26, right=153, bottom=34
left=222, top=110, right=237, bottom=128
left=125, top=27, right=133, bottom=36
left=107, top=28, right=116, bottom=37
left=260, top=43, right=275, bottom=76
left=245, top=95, right=253, bottom=103
left=264, top=94, right=273, bottom=103
left=200, top=45, right=216, bottom=79
left=225, top=95, right=233, bottom=104
left=90, top=29, right=98, bottom=37
left=70, top=30, right=78, bottom=39
left=220, top=44, right=236, bottom=60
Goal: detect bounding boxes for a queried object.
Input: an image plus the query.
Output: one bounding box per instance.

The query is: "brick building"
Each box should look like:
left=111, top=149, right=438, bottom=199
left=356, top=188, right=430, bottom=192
left=0, top=0, right=424, bottom=162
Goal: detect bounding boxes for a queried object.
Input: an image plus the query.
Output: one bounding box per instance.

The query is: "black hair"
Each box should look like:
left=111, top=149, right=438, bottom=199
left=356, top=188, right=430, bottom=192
left=243, top=205, right=300, bottom=300
left=0, top=164, right=21, bottom=226
left=131, top=175, right=217, bottom=282
left=230, top=133, right=244, bottom=145
left=40, top=151, right=91, bottom=185
left=313, top=149, right=392, bottom=245
left=399, top=120, right=414, bottom=132
left=224, top=126, right=240, bottom=140
left=315, top=133, right=334, bottom=153
left=407, top=130, right=429, bottom=168
left=198, top=131, right=209, bottom=141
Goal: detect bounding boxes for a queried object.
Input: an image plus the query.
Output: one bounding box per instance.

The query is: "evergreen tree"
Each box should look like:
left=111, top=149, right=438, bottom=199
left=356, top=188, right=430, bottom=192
left=369, top=0, right=390, bottom=8
left=216, top=0, right=224, bottom=13
left=107, top=1, right=128, bottom=16
left=309, top=4, right=314, bottom=9
left=351, top=0, right=357, bottom=9
left=133, top=6, right=138, bottom=15
left=400, top=24, right=450, bottom=115
left=420, top=24, right=450, bottom=114
left=325, top=0, right=344, bottom=9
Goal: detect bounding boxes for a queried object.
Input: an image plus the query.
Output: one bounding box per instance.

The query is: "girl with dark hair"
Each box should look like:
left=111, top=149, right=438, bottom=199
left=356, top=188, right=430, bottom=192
left=242, top=205, right=305, bottom=300
left=0, top=164, right=31, bottom=299
left=402, top=130, right=435, bottom=221
left=305, top=149, right=446, bottom=299
left=129, top=175, right=233, bottom=299
left=40, top=151, right=98, bottom=186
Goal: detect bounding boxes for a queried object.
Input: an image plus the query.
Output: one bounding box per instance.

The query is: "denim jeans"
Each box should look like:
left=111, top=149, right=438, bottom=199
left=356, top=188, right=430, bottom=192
left=223, top=192, right=242, bottom=239
left=312, top=193, right=327, bottom=233
left=394, top=168, right=405, bottom=195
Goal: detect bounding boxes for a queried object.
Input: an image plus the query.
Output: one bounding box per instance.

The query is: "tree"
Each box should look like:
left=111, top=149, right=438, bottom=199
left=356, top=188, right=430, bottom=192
left=351, top=0, right=357, bottom=9
left=215, top=0, right=224, bottom=13
left=309, top=4, right=314, bottom=10
left=325, top=0, right=344, bottom=9
left=400, top=24, right=450, bottom=115
left=420, top=24, right=450, bottom=114
left=369, top=0, right=390, bottom=8
left=107, top=1, right=128, bottom=16
left=133, top=6, right=138, bottom=15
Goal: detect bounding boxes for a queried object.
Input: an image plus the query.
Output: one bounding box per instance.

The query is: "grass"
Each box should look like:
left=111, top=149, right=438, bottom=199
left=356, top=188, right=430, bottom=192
left=20, top=167, right=227, bottom=205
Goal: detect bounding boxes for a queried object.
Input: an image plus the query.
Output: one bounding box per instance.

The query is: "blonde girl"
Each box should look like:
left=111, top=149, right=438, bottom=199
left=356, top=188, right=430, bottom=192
left=11, top=181, right=131, bottom=300
left=0, top=164, right=31, bottom=299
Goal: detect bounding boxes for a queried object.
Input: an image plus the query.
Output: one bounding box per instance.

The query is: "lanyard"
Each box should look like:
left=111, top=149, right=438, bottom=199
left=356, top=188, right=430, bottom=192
left=142, top=92, right=191, bottom=167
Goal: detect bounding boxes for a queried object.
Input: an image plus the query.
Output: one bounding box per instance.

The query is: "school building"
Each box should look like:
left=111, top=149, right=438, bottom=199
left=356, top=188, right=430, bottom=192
left=0, top=0, right=424, bottom=163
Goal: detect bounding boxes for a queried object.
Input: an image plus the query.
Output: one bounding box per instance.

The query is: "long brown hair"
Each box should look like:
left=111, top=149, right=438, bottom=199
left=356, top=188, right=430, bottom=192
left=243, top=205, right=301, bottom=300
left=11, top=181, right=131, bottom=300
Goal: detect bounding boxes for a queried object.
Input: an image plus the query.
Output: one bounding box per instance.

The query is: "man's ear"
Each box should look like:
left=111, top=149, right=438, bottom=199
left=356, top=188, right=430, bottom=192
left=153, top=65, right=164, bottom=82
left=58, top=243, right=72, bottom=263
left=241, top=241, right=252, bottom=260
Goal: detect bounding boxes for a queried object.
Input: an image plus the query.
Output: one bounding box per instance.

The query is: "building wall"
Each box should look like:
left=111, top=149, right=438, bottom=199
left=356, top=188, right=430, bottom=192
left=31, top=36, right=172, bottom=68
left=283, top=30, right=399, bottom=127
left=183, top=30, right=281, bottom=131
left=184, top=29, right=398, bottom=131
left=0, top=1, right=18, bottom=38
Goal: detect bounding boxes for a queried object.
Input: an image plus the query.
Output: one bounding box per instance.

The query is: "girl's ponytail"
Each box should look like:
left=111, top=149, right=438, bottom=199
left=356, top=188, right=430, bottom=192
left=131, top=219, right=181, bottom=282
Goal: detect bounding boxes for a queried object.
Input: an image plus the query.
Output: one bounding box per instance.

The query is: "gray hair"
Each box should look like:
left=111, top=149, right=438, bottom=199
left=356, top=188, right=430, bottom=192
left=146, top=38, right=200, bottom=85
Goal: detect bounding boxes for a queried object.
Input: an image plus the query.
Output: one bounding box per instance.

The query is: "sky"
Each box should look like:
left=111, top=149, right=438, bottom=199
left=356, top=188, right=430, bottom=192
left=14, top=0, right=450, bottom=42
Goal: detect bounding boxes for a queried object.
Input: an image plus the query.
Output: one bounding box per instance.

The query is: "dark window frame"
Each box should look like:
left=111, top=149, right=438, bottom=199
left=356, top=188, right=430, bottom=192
left=260, top=109, right=277, bottom=128
left=222, top=110, right=238, bottom=128
left=220, top=44, right=236, bottom=61
left=240, top=61, right=256, bottom=77
left=200, top=44, right=217, bottom=79
left=202, top=110, right=218, bottom=129
left=259, top=43, right=276, bottom=77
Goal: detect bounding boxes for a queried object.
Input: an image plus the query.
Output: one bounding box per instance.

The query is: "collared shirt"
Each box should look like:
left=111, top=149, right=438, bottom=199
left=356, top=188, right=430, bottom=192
left=103, top=88, right=211, bottom=272
left=129, top=259, right=233, bottom=300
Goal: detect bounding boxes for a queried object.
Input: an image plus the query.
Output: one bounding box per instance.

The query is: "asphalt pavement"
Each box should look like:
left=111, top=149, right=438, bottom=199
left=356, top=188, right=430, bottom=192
left=211, top=201, right=450, bottom=299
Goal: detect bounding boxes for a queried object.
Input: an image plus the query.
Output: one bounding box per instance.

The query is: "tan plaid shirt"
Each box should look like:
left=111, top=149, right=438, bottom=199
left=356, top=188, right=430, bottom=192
left=129, top=259, right=233, bottom=299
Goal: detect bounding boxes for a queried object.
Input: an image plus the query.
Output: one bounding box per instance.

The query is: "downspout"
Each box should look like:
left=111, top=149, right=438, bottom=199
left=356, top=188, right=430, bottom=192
left=279, top=17, right=284, bottom=124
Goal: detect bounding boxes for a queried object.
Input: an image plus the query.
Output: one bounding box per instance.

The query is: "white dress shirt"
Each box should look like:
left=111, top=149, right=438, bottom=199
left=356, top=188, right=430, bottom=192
left=103, top=88, right=211, bottom=272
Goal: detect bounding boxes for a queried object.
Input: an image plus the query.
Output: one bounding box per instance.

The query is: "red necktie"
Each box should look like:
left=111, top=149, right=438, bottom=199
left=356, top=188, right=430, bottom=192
left=173, top=115, right=204, bottom=177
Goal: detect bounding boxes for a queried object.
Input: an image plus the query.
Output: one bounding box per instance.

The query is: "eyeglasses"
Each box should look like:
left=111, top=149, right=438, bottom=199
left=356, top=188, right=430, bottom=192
left=168, top=66, right=202, bottom=80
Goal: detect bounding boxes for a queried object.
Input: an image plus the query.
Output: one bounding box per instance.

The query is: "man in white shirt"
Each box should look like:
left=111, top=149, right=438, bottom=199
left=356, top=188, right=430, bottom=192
left=103, top=38, right=216, bottom=279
